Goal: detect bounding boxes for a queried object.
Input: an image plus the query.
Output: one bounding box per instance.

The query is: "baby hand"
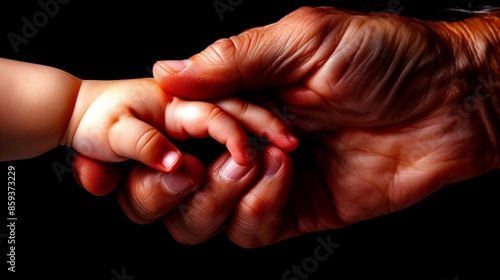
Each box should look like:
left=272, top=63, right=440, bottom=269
left=65, top=78, right=298, bottom=173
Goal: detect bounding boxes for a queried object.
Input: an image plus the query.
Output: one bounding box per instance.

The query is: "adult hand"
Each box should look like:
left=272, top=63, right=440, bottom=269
left=151, top=6, right=500, bottom=247
left=72, top=151, right=205, bottom=224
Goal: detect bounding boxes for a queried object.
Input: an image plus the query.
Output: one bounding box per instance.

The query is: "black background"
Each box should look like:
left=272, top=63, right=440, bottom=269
left=1, top=0, right=500, bottom=279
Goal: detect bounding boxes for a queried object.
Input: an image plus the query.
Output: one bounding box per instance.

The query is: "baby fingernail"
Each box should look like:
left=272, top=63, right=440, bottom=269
left=287, top=133, right=299, bottom=144
left=220, top=156, right=252, bottom=180
left=162, top=151, right=181, bottom=170
left=162, top=169, right=195, bottom=194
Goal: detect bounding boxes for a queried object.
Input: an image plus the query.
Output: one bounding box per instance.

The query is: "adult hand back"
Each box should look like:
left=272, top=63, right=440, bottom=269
left=151, top=6, right=500, bottom=247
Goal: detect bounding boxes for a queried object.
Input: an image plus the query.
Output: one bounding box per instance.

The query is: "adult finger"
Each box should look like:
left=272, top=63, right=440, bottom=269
left=72, top=152, right=122, bottom=196
left=162, top=149, right=262, bottom=245
left=116, top=154, right=205, bottom=225
left=152, top=6, right=348, bottom=100
left=225, top=146, right=300, bottom=248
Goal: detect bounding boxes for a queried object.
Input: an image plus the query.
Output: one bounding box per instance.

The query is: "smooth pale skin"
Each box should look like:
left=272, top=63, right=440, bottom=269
left=0, top=57, right=298, bottom=172
left=74, top=7, right=500, bottom=248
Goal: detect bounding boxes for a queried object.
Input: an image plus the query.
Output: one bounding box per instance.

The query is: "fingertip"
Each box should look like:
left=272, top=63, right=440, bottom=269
left=152, top=62, right=168, bottom=87
left=284, top=133, right=300, bottom=151
left=230, top=141, right=257, bottom=166
left=153, top=56, right=242, bottom=100
left=234, top=148, right=256, bottom=166
left=72, top=154, right=121, bottom=196
left=243, top=147, right=258, bottom=165
left=155, top=60, right=190, bottom=74
left=265, top=132, right=299, bottom=153
left=152, top=61, right=189, bottom=95
left=161, top=150, right=182, bottom=172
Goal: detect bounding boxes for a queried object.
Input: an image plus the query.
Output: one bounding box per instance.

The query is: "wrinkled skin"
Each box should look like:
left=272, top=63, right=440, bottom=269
left=74, top=7, right=500, bottom=248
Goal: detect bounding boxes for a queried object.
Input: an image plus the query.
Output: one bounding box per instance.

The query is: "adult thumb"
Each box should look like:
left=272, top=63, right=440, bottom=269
left=152, top=7, right=329, bottom=100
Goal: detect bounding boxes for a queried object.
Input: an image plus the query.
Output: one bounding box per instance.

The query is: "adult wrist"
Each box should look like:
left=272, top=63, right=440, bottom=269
left=435, top=12, right=500, bottom=170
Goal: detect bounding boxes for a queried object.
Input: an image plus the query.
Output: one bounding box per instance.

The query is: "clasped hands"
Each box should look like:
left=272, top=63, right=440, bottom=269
left=72, top=7, right=500, bottom=248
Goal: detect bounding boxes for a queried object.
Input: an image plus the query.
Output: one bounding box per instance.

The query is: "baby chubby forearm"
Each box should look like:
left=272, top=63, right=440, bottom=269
left=0, top=57, right=82, bottom=161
